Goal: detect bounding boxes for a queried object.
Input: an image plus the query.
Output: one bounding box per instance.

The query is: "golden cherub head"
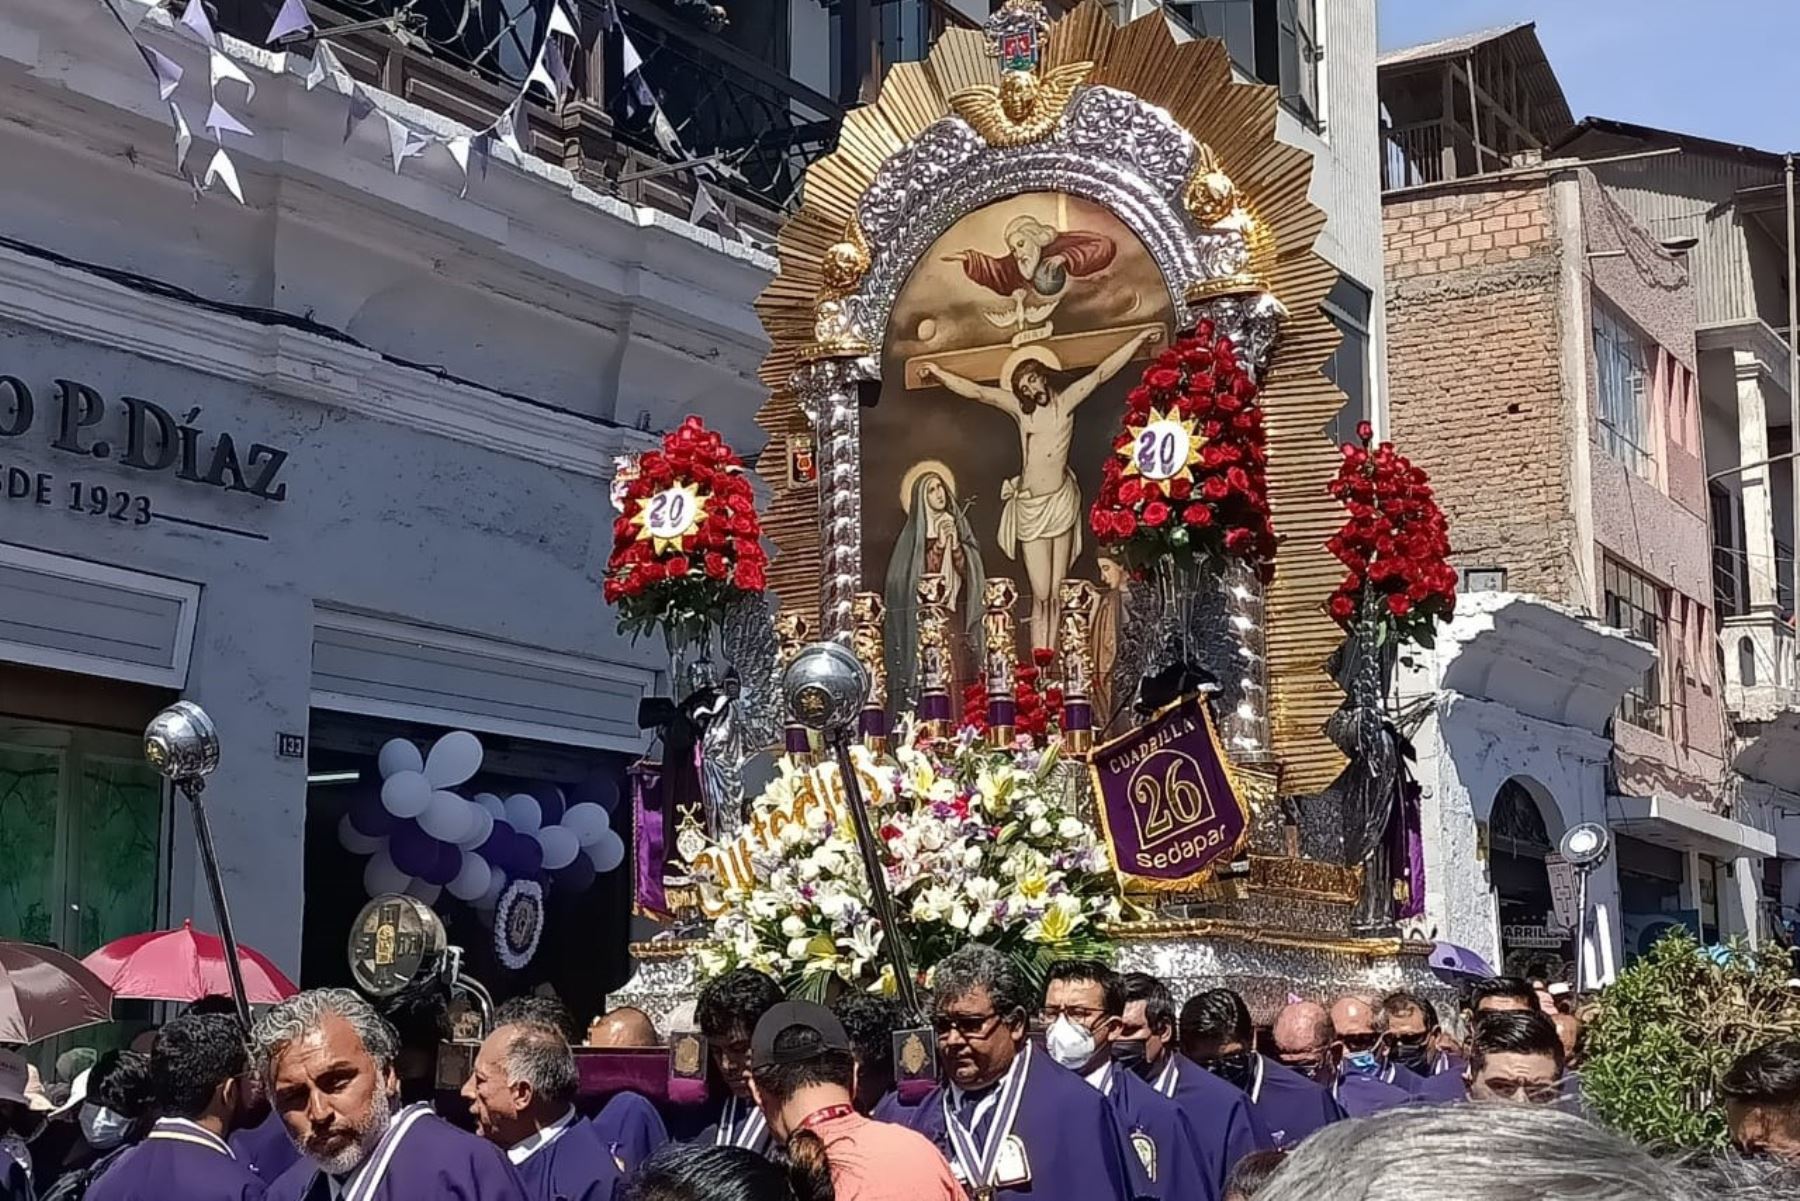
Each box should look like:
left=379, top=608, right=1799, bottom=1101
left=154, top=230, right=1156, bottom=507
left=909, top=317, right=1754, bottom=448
left=999, top=70, right=1040, bottom=123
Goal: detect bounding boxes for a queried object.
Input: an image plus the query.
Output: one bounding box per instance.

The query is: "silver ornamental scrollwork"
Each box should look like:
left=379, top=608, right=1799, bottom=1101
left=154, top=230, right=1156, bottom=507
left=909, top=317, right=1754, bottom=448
left=791, top=355, right=879, bottom=643
left=858, top=121, right=987, bottom=242
left=1064, top=87, right=1194, bottom=195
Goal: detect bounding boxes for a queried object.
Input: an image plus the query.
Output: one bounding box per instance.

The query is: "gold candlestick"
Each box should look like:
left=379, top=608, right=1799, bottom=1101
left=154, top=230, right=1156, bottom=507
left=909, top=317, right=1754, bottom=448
left=915, top=575, right=953, bottom=738
left=851, top=592, right=889, bottom=752
left=1057, top=579, right=1100, bottom=753
left=982, top=578, right=1020, bottom=747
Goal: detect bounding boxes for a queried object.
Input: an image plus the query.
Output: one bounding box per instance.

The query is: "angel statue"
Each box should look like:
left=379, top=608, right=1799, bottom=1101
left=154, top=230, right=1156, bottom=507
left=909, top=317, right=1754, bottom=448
left=945, top=215, right=1117, bottom=343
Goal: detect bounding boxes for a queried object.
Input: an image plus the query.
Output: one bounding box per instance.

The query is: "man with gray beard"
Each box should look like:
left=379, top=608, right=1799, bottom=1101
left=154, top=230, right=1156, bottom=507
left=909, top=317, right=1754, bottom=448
left=250, top=989, right=526, bottom=1201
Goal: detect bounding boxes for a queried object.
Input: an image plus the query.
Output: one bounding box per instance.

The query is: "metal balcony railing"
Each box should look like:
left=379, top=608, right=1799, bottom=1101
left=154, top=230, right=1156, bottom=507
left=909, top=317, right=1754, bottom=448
left=211, top=0, right=846, bottom=223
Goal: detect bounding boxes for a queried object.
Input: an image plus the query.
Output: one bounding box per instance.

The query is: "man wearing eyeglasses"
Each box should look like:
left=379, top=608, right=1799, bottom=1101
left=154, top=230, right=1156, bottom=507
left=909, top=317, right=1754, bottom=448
left=1382, top=993, right=1465, bottom=1105
left=1463, top=1011, right=1566, bottom=1106
left=1316, top=998, right=1410, bottom=1119
left=1040, top=961, right=1213, bottom=1201
left=898, top=945, right=1136, bottom=1201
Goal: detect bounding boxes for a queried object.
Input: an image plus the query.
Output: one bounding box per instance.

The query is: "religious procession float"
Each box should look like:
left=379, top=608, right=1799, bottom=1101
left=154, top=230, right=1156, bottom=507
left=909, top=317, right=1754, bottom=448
left=602, top=0, right=1464, bottom=1027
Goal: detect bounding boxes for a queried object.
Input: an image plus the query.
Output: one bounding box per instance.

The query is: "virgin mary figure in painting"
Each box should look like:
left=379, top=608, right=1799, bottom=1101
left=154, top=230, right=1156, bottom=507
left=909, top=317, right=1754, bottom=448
left=884, top=461, right=986, bottom=713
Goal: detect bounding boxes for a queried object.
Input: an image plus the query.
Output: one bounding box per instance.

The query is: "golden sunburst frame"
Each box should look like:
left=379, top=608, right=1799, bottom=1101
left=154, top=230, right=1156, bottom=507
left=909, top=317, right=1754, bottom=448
left=753, top=0, right=1352, bottom=793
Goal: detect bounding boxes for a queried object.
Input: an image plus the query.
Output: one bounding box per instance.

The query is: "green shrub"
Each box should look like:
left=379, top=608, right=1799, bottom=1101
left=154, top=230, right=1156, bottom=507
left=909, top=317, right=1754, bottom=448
left=1582, top=929, right=1800, bottom=1152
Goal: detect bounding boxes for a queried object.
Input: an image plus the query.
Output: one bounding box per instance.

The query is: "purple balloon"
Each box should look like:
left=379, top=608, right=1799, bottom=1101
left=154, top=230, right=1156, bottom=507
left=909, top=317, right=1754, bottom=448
left=530, top=783, right=567, bottom=827
left=389, top=821, right=438, bottom=879
left=570, top=770, right=622, bottom=815
left=553, top=853, right=597, bottom=895
left=512, top=832, right=544, bottom=877
left=421, top=839, right=461, bottom=887
left=348, top=789, right=399, bottom=838
left=477, top=818, right=515, bottom=861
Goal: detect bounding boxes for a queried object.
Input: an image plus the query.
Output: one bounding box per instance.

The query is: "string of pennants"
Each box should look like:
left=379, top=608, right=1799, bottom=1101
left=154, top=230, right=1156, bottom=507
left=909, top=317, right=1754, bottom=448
left=95, top=0, right=753, bottom=246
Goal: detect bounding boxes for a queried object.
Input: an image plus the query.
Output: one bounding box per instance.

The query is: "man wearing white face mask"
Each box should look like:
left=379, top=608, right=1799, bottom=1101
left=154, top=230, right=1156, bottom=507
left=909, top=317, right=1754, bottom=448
left=1041, top=961, right=1214, bottom=1201
left=39, top=1050, right=156, bottom=1199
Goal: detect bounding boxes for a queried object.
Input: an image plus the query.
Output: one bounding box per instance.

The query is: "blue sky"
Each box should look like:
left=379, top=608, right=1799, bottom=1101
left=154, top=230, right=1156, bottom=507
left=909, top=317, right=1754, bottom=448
left=1378, top=0, right=1798, bottom=152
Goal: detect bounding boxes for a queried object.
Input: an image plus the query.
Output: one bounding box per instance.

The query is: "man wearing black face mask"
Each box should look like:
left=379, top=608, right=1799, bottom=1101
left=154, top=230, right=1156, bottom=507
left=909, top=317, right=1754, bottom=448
left=1184, top=993, right=1343, bottom=1150
left=1384, top=993, right=1465, bottom=1105
left=1117, top=975, right=1269, bottom=1191
left=1042, top=962, right=1211, bottom=1201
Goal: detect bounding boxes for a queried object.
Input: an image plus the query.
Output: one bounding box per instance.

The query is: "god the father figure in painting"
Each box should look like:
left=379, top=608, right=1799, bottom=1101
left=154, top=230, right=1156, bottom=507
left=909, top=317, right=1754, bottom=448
left=922, top=326, right=1160, bottom=648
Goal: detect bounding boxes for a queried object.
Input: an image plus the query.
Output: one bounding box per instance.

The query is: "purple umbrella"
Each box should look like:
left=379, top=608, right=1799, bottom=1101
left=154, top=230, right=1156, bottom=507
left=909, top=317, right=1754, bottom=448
left=1428, top=941, right=1495, bottom=979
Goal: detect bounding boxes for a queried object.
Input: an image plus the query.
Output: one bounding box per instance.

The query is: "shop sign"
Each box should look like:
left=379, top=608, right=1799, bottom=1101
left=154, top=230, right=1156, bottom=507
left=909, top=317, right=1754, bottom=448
left=1544, top=853, right=1578, bottom=932
left=0, top=374, right=291, bottom=532
left=1501, top=920, right=1571, bottom=950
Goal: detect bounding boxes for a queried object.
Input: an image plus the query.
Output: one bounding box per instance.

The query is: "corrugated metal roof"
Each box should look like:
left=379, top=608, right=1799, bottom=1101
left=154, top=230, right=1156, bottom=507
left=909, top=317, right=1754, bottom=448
left=1376, top=21, right=1533, bottom=69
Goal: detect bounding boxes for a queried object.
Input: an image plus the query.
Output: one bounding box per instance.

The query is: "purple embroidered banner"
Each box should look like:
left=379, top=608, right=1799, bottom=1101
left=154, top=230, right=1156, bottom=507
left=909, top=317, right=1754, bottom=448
left=631, top=762, right=669, bottom=919
left=1089, top=694, right=1251, bottom=892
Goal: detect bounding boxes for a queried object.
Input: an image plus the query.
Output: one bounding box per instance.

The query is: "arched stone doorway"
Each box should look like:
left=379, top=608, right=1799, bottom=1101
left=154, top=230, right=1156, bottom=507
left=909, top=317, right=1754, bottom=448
left=1489, top=777, right=1574, bottom=983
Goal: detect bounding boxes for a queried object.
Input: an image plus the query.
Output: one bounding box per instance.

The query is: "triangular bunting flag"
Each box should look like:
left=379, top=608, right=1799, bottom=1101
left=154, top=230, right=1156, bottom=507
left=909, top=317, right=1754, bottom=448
left=139, top=43, right=183, bottom=100
left=265, top=0, right=313, bottom=44
left=473, top=133, right=493, bottom=179
left=619, top=28, right=644, bottom=78
left=169, top=101, right=192, bottom=170
left=306, top=42, right=350, bottom=92
left=204, top=99, right=254, bottom=137
left=210, top=48, right=255, bottom=104
left=383, top=113, right=427, bottom=172
left=497, top=102, right=523, bottom=155
left=524, top=42, right=558, bottom=101
left=203, top=147, right=244, bottom=203
left=545, top=39, right=571, bottom=104
left=178, top=0, right=215, bottom=45
left=111, top=0, right=164, bottom=34
left=688, top=182, right=716, bottom=227
left=651, top=108, right=683, bottom=158
left=446, top=135, right=472, bottom=196
left=548, top=1, right=578, bottom=39
left=343, top=86, right=375, bottom=141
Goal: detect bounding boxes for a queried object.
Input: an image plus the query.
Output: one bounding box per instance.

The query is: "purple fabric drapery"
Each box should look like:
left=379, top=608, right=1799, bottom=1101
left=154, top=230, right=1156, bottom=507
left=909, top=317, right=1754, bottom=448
left=632, top=762, right=668, bottom=918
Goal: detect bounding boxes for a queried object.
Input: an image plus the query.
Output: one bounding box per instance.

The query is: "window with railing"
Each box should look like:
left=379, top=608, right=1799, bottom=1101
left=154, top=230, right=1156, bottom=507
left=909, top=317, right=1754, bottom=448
left=1603, top=556, right=1666, bottom=734
left=1163, top=0, right=1320, bottom=128
left=1593, top=301, right=1652, bottom=477
left=1322, top=276, right=1371, bottom=447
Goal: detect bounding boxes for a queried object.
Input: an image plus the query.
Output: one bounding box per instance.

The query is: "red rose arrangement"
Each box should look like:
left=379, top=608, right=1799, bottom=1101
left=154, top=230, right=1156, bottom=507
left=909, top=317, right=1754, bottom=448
left=1326, top=422, right=1456, bottom=645
left=958, top=649, right=1065, bottom=741
left=603, top=416, right=768, bottom=642
left=1088, top=323, right=1277, bottom=580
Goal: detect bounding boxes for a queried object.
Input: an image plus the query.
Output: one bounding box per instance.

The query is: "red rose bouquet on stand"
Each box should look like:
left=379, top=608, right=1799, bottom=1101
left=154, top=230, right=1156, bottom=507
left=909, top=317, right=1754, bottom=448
left=1325, top=422, right=1455, bottom=645
left=603, top=416, right=768, bottom=645
left=1088, top=322, right=1278, bottom=580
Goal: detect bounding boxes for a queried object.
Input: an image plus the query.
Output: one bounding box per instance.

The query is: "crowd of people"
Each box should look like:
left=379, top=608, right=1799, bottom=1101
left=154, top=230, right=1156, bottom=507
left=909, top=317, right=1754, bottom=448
left=2, top=952, right=1798, bottom=1200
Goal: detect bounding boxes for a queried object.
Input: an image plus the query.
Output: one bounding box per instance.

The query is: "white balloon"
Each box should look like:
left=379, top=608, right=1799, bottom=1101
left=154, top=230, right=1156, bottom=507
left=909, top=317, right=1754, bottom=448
left=537, top=825, right=581, bottom=871
left=338, top=814, right=386, bottom=857
left=588, top=830, right=625, bottom=873
left=457, top=806, right=495, bottom=850
left=474, top=872, right=506, bottom=910
left=363, top=849, right=411, bottom=896
left=419, top=790, right=475, bottom=844
left=504, top=793, right=543, bottom=834
left=447, top=851, right=493, bottom=901
left=404, top=878, right=442, bottom=905
left=424, top=730, right=484, bottom=789
left=473, top=792, right=506, bottom=820
left=380, top=771, right=431, bottom=819
left=560, top=802, right=611, bottom=846
left=377, top=738, right=424, bottom=781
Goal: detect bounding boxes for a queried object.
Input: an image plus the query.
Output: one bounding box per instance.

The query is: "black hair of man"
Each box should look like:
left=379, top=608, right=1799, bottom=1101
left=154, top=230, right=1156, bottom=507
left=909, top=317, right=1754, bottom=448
left=1180, top=988, right=1254, bottom=1046
left=1720, top=1041, right=1800, bottom=1108
left=1465, top=976, right=1537, bottom=1012
left=1120, top=972, right=1177, bottom=1037
left=183, top=995, right=240, bottom=1019
left=749, top=1041, right=857, bottom=1107
left=696, top=969, right=784, bottom=1041
left=1043, top=959, right=1124, bottom=1016
left=1225, top=1148, right=1287, bottom=1199
left=1381, top=991, right=1438, bottom=1028
left=830, top=993, right=902, bottom=1071
left=90, top=1049, right=156, bottom=1119
left=495, top=995, right=582, bottom=1044
left=377, top=974, right=454, bottom=1047
left=1467, top=1010, right=1564, bottom=1075
left=625, top=1141, right=831, bottom=1201
left=152, top=1014, right=249, bottom=1120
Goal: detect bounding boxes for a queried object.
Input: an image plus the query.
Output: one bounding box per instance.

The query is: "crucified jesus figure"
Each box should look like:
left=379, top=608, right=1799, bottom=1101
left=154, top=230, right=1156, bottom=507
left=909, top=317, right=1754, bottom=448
left=920, top=325, right=1162, bottom=650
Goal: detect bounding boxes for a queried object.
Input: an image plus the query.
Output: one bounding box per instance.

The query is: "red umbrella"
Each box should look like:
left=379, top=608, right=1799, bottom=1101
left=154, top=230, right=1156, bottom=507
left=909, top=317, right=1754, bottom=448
left=82, top=920, right=298, bottom=1005
left=0, top=941, right=113, bottom=1044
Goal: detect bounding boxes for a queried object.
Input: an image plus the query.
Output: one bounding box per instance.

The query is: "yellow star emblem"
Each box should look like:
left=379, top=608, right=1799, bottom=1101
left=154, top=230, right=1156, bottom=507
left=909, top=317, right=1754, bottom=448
left=1119, top=408, right=1204, bottom=481
left=632, top=482, right=709, bottom=554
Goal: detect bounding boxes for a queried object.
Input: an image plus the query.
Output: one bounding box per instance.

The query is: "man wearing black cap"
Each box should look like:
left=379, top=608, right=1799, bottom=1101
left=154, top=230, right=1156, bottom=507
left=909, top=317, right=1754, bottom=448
left=747, top=1001, right=967, bottom=1201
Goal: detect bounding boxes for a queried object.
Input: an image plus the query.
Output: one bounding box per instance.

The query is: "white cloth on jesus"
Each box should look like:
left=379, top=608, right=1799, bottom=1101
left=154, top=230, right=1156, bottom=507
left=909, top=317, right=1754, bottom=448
left=998, top=469, right=1083, bottom=561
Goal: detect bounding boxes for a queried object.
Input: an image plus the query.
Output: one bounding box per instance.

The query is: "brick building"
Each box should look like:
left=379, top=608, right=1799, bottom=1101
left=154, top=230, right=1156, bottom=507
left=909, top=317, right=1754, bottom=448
left=1378, top=26, right=1774, bottom=976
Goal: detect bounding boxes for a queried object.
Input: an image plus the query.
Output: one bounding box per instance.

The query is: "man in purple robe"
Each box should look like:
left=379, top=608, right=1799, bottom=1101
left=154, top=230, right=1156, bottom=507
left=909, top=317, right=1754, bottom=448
left=1237, top=1002, right=1348, bottom=1143
left=691, top=970, right=784, bottom=1155
left=1463, top=1011, right=1567, bottom=1108
left=1328, top=996, right=1427, bottom=1098
left=1381, top=993, right=1464, bottom=1105
left=1178, top=990, right=1335, bottom=1153
left=87, top=1013, right=267, bottom=1201
left=1280, top=1000, right=1403, bottom=1119
left=583, top=1008, right=669, bottom=1174
left=1123, top=977, right=1270, bottom=1184
left=251, top=988, right=528, bottom=1201
left=464, top=1019, right=622, bottom=1201
left=1042, top=961, right=1214, bottom=1201
left=231, top=1109, right=302, bottom=1183
left=900, top=945, right=1137, bottom=1201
